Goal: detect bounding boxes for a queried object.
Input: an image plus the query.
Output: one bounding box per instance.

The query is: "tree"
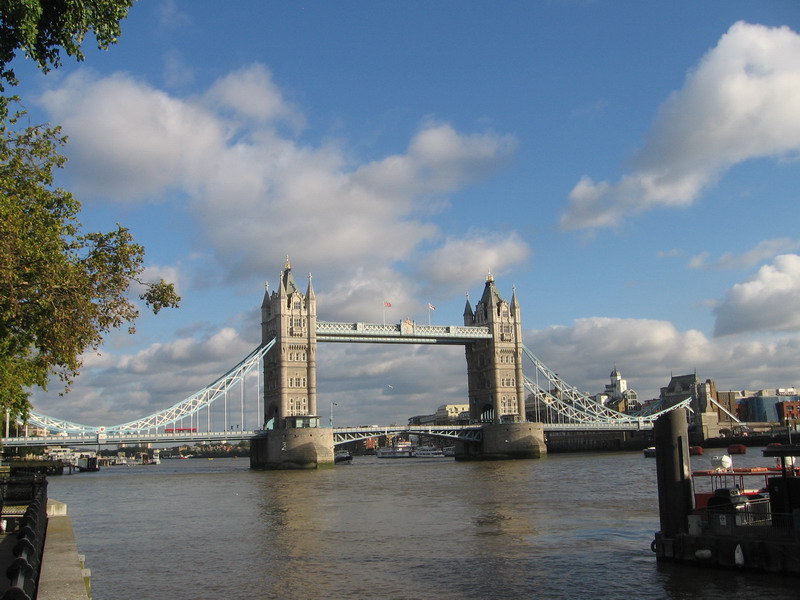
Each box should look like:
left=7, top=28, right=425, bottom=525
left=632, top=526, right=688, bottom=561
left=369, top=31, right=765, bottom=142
left=0, top=110, right=180, bottom=415
left=0, top=1, right=179, bottom=416
left=0, top=0, right=133, bottom=91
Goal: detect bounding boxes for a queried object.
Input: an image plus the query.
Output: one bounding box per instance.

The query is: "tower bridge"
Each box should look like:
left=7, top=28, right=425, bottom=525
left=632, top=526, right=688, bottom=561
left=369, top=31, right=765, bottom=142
left=5, top=259, right=687, bottom=466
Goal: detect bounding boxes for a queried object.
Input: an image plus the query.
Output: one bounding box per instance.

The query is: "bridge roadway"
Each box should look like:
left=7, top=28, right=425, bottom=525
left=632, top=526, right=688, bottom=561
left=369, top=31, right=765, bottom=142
left=1, top=421, right=652, bottom=448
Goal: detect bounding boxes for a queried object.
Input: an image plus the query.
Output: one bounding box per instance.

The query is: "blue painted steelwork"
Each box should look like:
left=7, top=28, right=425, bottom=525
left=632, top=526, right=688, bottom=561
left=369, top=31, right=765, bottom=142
left=333, top=424, right=484, bottom=445
left=21, top=339, right=276, bottom=437
left=521, top=344, right=689, bottom=426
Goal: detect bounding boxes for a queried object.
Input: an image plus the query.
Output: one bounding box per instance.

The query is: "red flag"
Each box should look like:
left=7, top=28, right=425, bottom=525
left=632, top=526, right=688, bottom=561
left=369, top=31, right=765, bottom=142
left=384, top=301, right=392, bottom=307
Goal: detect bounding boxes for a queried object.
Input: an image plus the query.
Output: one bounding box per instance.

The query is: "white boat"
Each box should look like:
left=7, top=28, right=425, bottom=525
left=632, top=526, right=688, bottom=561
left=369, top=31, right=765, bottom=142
left=377, top=441, right=414, bottom=458
left=414, top=446, right=446, bottom=458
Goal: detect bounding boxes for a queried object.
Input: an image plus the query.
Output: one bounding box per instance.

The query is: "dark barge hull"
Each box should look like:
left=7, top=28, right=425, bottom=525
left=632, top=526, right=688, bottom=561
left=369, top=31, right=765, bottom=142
left=654, top=530, right=800, bottom=575
left=653, top=412, right=800, bottom=576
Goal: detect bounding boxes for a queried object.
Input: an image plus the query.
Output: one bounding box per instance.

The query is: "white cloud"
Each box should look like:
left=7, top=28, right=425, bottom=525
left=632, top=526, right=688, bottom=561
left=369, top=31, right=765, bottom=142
left=561, top=21, right=800, bottom=231
left=37, top=68, right=522, bottom=310
left=417, top=231, right=531, bottom=292
left=689, top=238, right=800, bottom=270
left=204, top=64, right=304, bottom=129
left=39, top=71, right=228, bottom=200
left=526, top=317, right=800, bottom=401
left=714, top=254, right=800, bottom=336
left=32, top=327, right=256, bottom=426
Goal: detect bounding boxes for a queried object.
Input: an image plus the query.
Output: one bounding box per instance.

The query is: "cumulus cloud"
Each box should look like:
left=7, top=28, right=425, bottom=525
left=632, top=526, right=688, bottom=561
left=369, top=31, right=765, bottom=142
left=526, top=316, right=800, bottom=401
left=417, top=230, right=531, bottom=291
left=31, top=327, right=257, bottom=426
left=714, top=254, right=800, bottom=336
left=39, top=71, right=228, bottom=199
left=204, top=64, right=304, bottom=128
left=37, top=67, right=521, bottom=306
left=689, top=238, right=800, bottom=270
left=561, top=21, right=800, bottom=231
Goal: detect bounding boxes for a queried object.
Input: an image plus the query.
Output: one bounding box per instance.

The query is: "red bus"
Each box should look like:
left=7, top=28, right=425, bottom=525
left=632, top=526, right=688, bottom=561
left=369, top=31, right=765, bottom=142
left=164, top=428, right=198, bottom=433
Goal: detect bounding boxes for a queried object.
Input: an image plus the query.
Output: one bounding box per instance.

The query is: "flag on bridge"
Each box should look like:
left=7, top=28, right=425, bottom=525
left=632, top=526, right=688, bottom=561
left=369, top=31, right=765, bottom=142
left=428, top=303, right=436, bottom=310
left=384, top=301, right=392, bottom=307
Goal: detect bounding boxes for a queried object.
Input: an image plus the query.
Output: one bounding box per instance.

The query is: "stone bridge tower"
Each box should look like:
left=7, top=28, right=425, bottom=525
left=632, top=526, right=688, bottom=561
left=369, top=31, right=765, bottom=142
left=261, top=258, right=319, bottom=429
left=252, top=259, right=332, bottom=469
left=463, top=273, right=526, bottom=423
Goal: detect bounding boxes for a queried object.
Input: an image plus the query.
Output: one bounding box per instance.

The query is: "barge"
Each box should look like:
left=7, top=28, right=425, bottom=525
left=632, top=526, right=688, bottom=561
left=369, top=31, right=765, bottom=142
left=652, top=409, right=800, bottom=575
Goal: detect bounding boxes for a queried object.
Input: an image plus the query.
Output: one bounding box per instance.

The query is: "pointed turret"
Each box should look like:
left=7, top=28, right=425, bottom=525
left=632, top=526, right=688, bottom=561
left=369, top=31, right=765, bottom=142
left=463, top=292, right=474, bottom=325
left=479, top=271, right=504, bottom=308
left=306, top=272, right=316, bottom=300
left=281, top=256, right=299, bottom=298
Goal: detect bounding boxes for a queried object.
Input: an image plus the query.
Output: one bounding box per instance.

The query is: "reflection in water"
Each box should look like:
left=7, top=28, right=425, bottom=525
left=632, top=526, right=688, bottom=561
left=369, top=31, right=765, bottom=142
left=45, top=453, right=800, bottom=600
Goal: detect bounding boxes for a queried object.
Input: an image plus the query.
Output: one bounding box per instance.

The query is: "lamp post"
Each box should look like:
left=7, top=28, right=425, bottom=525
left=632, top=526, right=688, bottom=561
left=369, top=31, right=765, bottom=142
left=330, top=402, right=337, bottom=428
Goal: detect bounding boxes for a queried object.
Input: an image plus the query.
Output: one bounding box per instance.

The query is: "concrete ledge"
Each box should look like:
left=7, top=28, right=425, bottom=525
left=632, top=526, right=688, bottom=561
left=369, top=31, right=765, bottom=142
left=38, top=508, right=91, bottom=600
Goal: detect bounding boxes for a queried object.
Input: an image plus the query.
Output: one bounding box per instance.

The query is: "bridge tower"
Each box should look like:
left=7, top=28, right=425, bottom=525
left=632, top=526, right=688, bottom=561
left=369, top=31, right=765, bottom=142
left=461, top=273, right=545, bottom=460
left=463, top=273, right=526, bottom=423
left=261, top=258, right=318, bottom=429
left=251, top=258, right=333, bottom=469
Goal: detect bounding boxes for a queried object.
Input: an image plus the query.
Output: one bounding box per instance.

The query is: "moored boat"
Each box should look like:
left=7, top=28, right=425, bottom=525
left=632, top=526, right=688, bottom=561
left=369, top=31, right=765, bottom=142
left=643, top=447, right=656, bottom=458
left=377, top=441, right=414, bottom=458
left=653, top=410, right=800, bottom=576
left=414, top=446, right=446, bottom=458
left=334, top=450, right=352, bottom=463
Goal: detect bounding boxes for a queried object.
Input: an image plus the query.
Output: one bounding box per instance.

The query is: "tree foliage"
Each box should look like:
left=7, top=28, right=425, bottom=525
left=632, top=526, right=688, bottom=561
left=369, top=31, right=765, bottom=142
left=0, top=110, right=180, bottom=415
left=0, top=2, right=180, bottom=416
left=0, top=0, right=133, bottom=90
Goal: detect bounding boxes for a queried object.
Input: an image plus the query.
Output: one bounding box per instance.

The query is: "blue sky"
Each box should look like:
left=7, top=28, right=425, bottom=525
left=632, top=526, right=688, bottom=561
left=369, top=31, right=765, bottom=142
left=15, top=1, right=800, bottom=428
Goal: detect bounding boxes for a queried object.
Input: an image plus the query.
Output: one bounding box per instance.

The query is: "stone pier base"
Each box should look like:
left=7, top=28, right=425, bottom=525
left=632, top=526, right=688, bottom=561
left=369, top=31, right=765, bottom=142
left=250, top=428, right=335, bottom=470
left=456, top=422, right=547, bottom=461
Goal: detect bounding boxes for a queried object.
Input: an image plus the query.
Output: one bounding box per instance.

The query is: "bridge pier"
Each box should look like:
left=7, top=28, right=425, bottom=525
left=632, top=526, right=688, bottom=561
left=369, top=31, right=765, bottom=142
left=456, top=423, right=546, bottom=461
left=250, top=428, right=335, bottom=470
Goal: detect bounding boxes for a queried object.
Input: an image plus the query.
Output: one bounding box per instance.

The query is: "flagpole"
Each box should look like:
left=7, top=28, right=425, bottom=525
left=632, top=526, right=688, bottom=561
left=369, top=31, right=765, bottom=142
left=383, top=300, right=391, bottom=325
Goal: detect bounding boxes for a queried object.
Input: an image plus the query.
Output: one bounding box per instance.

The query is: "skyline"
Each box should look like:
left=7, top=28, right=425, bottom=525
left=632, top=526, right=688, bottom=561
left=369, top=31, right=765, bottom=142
left=11, top=1, right=800, bottom=427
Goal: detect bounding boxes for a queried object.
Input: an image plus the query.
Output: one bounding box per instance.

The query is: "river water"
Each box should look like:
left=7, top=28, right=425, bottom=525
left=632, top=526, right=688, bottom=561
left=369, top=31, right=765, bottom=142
left=47, top=450, right=799, bottom=600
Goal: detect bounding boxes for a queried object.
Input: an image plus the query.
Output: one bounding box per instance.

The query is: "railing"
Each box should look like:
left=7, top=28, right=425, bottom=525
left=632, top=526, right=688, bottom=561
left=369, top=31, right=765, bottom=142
left=693, top=498, right=798, bottom=540
left=1, top=475, right=49, bottom=600
left=316, top=320, right=491, bottom=343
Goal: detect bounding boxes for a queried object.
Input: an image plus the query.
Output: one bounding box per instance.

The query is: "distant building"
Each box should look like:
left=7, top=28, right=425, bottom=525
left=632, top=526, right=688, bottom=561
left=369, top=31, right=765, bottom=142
left=660, top=373, right=721, bottom=441
left=594, top=368, right=639, bottom=413
left=735, top=389, right=800, bottom=423
left=434, top=404, right=470, bottom=424
left=408, top=404, right=470, bottom=426
left=778, top=400, right=800, bottom=422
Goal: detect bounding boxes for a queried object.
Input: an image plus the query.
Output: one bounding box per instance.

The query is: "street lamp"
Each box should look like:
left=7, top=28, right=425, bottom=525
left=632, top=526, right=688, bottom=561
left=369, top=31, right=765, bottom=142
left=330, top=402, right=338, bottom=428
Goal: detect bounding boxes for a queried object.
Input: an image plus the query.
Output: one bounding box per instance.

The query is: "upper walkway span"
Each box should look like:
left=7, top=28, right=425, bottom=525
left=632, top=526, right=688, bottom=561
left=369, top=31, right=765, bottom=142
left=315, top=320, right=491, bottom=344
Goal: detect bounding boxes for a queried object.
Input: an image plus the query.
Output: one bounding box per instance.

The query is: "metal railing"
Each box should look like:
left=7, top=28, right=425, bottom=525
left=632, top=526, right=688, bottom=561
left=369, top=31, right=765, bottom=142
left=1, top=475, right=49, bottom=600
left=694, top=498, right=799, bottom=540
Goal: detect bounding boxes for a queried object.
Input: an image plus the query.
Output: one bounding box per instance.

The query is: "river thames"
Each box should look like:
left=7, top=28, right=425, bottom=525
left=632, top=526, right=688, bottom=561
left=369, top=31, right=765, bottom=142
left=47, top=449, right=799, bottom=600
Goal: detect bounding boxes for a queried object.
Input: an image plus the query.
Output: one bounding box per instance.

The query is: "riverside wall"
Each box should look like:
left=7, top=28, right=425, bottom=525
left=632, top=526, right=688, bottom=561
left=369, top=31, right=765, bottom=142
left=545, top=429, right=653, bottom=453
